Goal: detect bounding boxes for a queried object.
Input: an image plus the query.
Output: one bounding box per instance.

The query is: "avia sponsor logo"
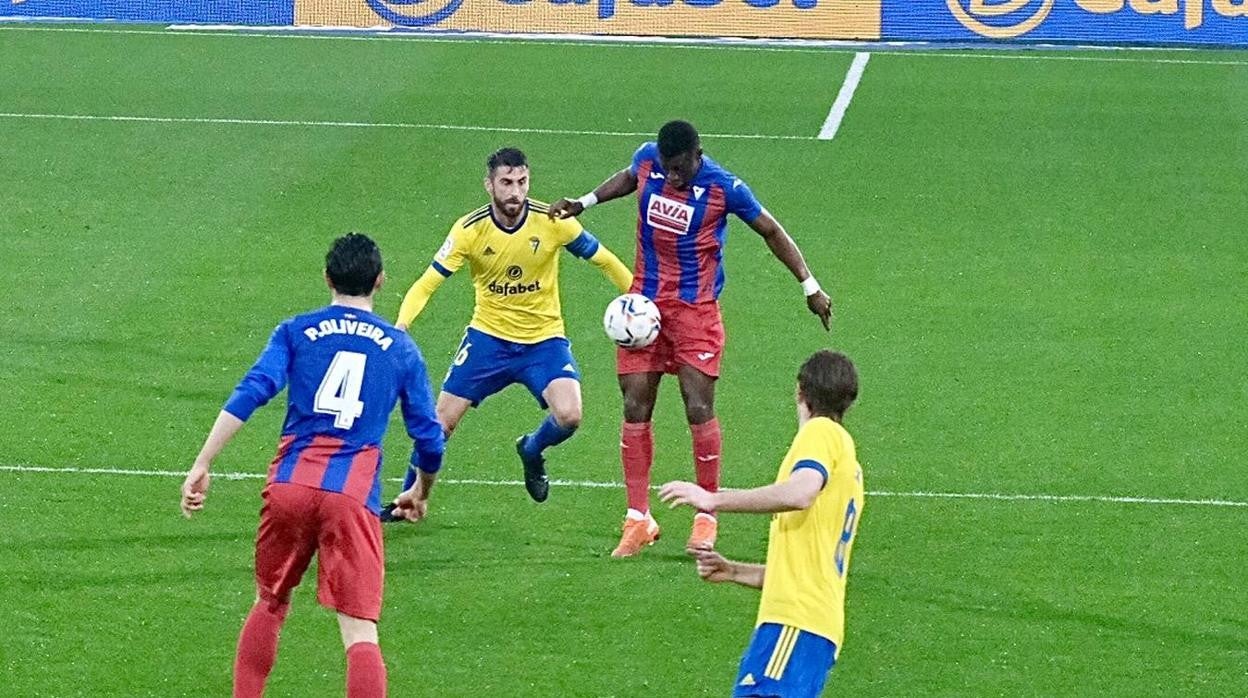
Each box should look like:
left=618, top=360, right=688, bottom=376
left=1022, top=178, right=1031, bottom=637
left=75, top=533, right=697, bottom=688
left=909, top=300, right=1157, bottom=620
left=488, top=279, right=543, bottom=296
left=946, top=0, right=1247, bottom=39
left=646, top=195, right=694, bottom=235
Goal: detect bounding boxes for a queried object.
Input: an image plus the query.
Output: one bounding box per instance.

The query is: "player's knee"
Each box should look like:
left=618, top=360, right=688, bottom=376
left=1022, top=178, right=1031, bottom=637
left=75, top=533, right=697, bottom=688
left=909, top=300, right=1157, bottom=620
left=684, top=401, right=715, bottom=425
left=336, top=613, right=378, bottom=649
left=622, top=394, right=654, bottom=423
left=551, top=404, right=582, bottom=430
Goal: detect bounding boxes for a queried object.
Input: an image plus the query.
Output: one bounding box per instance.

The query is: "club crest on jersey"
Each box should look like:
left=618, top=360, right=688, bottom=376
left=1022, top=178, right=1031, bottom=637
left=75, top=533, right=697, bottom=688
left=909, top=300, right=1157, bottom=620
left=646, top=194, right=694, bottom=235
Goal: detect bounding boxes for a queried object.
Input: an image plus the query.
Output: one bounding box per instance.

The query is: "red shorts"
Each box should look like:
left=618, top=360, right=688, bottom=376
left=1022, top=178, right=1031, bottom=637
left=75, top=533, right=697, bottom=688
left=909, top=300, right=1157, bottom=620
left=617, top=299, right=725, bottom=377
left=254, top=483, right=384, bottom=621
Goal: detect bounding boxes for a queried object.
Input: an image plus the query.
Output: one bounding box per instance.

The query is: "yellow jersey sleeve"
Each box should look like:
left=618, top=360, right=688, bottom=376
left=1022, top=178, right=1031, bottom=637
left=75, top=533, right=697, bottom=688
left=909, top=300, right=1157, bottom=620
left=432, top=219, right=471, bottom=274
left=396, top=266, right=448, bottom=328
left=551, top=215, right=584, bottom=246
left=783, top=420, right=842, bottom=487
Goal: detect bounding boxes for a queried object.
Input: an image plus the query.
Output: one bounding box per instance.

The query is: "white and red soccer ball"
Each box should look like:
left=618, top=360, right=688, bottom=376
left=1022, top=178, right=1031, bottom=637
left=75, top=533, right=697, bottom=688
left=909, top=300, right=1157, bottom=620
left=603, top=293, right=661, bottom=349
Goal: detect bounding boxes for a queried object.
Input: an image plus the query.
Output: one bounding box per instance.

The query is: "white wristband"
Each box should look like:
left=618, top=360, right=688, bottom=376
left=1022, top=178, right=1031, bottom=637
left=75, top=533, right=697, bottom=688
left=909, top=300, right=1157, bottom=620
left=800, top=277, right=822, bottom=296
left=576, top=192, right=598, bottom=210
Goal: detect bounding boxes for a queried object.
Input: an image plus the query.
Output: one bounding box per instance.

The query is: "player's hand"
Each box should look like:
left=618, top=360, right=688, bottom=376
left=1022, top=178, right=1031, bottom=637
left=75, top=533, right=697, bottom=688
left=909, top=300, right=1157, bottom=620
left=658, top=480, right=717, bottom=512
left=393, top=487, right=429, bottom=522
left=688, top=548, right=735, bottom=584
left=548, top=198, right=584, bottom=220
left=180, top=462, right=211, bottom=518
left=807, top=290, right=833, bottom=332
left=395, top=322, right=409, bottom=333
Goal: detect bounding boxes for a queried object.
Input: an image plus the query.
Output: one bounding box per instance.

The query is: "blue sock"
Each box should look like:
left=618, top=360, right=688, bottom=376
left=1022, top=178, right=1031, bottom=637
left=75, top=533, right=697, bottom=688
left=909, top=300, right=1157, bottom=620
left=525, top=415, right=578, bottom=456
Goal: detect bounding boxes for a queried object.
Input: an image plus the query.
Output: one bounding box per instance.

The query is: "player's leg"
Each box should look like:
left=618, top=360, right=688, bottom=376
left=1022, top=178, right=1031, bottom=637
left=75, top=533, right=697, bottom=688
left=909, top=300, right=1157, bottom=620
left=514, top=377, right=579, bottom=502
left=385, top=329, right=509, bottom=521
left=436, top=390, right=474, bottom=438
left=316, top=492, right=387, bottom=697
left=670, top=300, right=726, bottom=551
left=611, top=369, right=664, bottom=558
left=337, top=614, right=386, bottom=698
left=233, top=598, right=290, bottom=698
left=236, top=484, right=318, bottom=698
left=677, top=364, right=721, bottom=550
left=515, top=338, right=583, bottom=501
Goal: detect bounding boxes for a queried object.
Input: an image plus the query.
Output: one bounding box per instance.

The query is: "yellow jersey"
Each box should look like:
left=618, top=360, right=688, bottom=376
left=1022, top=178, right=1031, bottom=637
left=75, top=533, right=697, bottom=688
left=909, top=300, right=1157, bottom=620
left=756, top=417, right=864, bottom=653
left=397, top=199, right=630, bottom=344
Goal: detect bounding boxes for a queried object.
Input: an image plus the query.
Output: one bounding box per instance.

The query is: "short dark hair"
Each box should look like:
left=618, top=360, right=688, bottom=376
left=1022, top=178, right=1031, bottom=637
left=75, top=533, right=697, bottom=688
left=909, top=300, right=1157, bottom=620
left=657, top=120, right=700, bottom=159
left=487, top=147, right=528, bottom=175
left=798, top=350, right=858, bottom=419
left=325, top=233, right=382, bottom=297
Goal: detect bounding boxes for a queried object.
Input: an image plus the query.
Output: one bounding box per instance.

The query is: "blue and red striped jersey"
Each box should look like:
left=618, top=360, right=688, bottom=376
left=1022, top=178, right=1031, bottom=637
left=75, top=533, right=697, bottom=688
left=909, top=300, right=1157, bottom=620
left=223, top=304, right=445, bottom=514
left=628, top=142, right=764, bottom=304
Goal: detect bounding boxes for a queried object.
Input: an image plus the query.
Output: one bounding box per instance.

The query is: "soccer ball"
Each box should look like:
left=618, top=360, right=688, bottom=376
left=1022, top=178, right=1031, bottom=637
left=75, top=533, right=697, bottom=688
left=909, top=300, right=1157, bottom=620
left=603, top=293, right=661, bottom=349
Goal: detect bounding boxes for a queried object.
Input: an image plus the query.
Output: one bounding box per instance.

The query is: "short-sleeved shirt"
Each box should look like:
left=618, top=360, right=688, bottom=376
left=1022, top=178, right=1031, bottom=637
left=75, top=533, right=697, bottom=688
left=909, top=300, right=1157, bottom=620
left=432, top=198, right=594, bottom=343
left=756, top=417, right=865, bottom=654
left=628, top=142, right=764, bottom=304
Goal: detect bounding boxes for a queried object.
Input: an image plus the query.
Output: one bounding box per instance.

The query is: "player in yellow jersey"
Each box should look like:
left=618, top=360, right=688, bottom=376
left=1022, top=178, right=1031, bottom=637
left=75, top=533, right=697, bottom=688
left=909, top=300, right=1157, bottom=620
left=659, top=350, right=863, bottom=697
left=382, top=148, right=632, bottom=515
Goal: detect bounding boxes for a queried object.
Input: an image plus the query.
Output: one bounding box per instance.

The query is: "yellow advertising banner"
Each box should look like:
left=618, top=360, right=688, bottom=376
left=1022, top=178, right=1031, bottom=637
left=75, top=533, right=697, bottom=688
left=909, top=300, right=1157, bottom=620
left=294, top=0, right=881, bottom=41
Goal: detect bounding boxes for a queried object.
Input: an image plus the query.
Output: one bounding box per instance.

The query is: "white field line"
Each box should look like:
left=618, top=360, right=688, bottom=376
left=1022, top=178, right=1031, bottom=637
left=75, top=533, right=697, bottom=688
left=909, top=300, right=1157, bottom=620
left=0, top=111, right=812, bottom=141
left=2, top=464, right=1245, bottom=508
left=0, top=24, right=1246, bottom=67
left=818, top=51, right=870, bottom=141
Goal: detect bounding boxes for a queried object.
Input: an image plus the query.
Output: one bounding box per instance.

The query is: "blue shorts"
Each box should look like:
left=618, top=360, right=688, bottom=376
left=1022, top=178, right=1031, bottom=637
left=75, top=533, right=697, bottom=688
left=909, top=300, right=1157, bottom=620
left=441, top=327, right=580, bottom=409
left=732, top=623, right=836, bottom=698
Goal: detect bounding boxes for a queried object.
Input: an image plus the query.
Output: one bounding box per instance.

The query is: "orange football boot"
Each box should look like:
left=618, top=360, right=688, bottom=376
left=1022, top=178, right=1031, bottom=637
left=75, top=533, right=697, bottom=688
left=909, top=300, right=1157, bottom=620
left=611, top=515, right=661, bottom=558
left=687, top=513, right=718, bottom=551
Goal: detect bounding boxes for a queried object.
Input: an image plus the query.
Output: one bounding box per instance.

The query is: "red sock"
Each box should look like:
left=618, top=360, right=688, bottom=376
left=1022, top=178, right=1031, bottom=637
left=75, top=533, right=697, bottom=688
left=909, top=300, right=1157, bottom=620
left=233, top=600, right=289, bottom=698
left=691, top=418, right=721, bottom=514
left=346, top=642, right=387, bottom=698
left=621, top=422, right=654, bottom=514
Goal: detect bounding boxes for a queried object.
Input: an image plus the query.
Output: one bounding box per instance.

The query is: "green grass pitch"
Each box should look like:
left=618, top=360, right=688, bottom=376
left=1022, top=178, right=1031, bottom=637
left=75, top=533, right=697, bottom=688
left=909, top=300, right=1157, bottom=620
left=1, top=25, right=1246, bottom=697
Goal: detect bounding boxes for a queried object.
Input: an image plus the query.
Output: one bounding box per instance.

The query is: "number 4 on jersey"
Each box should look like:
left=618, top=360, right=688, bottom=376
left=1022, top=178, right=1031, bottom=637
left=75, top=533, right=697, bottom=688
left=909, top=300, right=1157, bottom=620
left=315, top=351, right=367, bottom=429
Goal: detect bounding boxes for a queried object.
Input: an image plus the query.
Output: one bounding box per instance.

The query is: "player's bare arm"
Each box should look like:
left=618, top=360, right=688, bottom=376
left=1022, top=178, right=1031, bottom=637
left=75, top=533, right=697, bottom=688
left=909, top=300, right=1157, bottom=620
left=180, top=410, right=246, bottom=518
left=393, top=469, right=438, bottom=522
left=746, top=211, right=833, bottom=332
left=689, top=548, right=766, bottom=589
left=659, top=469, right=824, bottom=514
left=549, top=168, right=639, bottom=219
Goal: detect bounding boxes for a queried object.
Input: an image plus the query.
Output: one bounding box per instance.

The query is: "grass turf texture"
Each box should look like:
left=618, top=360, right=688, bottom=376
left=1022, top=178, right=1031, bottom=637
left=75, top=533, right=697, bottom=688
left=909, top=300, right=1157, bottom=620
left=1, top=25, right=1246, bottom=697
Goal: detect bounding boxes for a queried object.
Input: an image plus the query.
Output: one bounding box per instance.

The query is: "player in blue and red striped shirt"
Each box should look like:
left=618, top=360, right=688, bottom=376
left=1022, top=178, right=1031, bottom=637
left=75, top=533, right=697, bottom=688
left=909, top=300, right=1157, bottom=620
left=179, top=233, right=445, bottom=698
left=551, top=120, right=833, bottom=558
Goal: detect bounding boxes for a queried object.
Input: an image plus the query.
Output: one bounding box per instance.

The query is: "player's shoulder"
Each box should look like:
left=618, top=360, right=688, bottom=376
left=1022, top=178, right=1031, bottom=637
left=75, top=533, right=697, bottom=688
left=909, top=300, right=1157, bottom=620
left=454, top=203, right=493, bottom=232
left=701, top=155, right=747, bottom=190
left=796, top=417, right=851, bottom=451
left=285, top=305, right=333, bottom=329
left=525, top=198, right=580, bottom=234
left=633, top=141, right=659, bottom=162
